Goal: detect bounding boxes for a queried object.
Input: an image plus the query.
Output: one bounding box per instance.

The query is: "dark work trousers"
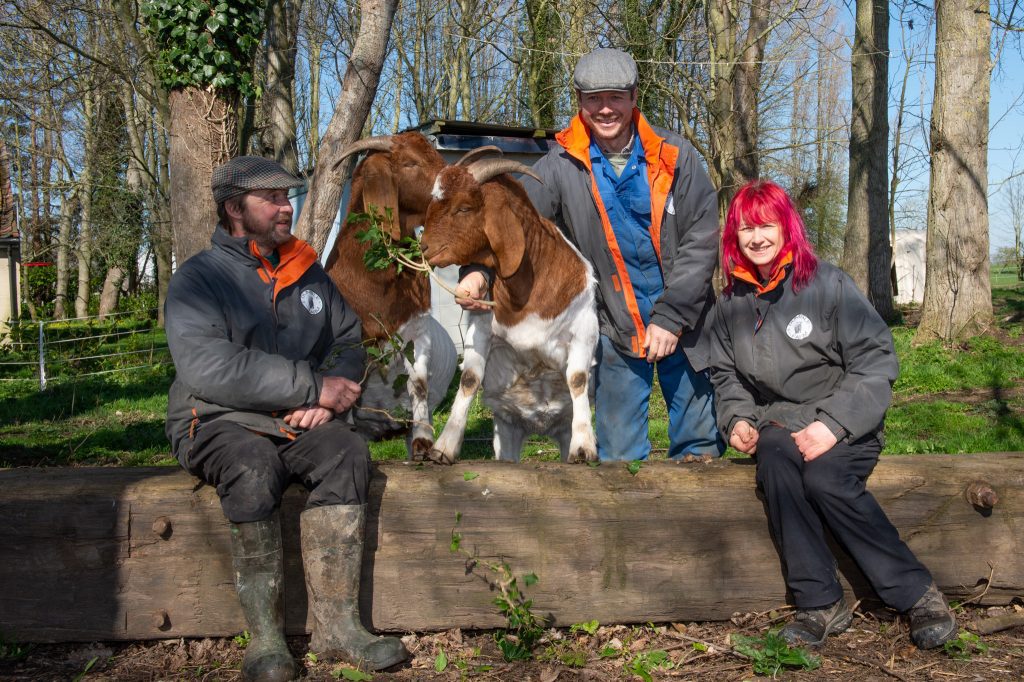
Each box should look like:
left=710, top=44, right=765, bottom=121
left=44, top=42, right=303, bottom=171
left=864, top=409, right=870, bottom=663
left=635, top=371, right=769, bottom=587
left=184, top=419, right=372, bottom=524
left=755, top=425, right=933, bottom=612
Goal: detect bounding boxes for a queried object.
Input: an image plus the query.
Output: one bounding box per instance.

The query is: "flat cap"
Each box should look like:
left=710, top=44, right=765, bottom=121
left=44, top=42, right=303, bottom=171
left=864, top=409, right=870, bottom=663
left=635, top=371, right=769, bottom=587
left=211, top=156, right=304, bottom=204
left=573, top=48, right=638, bottom=94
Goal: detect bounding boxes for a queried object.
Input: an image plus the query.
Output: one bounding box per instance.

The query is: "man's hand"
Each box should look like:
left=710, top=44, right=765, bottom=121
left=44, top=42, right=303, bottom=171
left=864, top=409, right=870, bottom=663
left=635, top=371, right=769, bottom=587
left=318, top=376, right=362, bottom=413
left=729, top=420, right=759, bottom=454
left=791, top=421, right=838, bottom=462
left=283, top=406, right=334, bottom=430
left=643, top=323, right=678, bottom=363
left=455, top=271, right=491, bottom=311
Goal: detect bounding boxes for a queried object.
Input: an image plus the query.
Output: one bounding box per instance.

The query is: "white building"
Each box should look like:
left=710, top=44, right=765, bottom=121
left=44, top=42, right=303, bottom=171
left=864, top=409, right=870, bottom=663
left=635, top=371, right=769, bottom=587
left=893, top=230, right=926, bottom=305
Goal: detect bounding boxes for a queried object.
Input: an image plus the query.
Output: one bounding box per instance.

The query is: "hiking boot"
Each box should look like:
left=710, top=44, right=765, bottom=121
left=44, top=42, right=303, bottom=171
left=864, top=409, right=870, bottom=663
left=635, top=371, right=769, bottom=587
left=300, top=504, right=409, bottom=671
left=779, top=597, right=853, bottom=646
left=908, top=583, right=957, bottom=649
left=230, top=513, right=298, bottom=682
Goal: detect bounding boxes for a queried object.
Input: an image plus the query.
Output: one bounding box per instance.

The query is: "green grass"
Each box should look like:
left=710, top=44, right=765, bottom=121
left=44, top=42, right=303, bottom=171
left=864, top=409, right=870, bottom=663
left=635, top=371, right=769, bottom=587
left=1, top=286, right=1022, bottom=467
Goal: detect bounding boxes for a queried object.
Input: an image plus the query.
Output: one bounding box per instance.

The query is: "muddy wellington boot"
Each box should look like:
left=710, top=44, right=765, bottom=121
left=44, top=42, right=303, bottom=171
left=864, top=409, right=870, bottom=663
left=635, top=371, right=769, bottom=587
left=300, top=504, right=409, bottom=670
left=230, top=513, right=298, bottom=682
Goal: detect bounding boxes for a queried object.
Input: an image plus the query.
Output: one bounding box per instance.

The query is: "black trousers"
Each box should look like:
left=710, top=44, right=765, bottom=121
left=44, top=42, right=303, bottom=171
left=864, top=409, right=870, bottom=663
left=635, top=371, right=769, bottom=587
left=755, top=425, right=932, bottom=612
left=184, top=419, right=372, bottom=524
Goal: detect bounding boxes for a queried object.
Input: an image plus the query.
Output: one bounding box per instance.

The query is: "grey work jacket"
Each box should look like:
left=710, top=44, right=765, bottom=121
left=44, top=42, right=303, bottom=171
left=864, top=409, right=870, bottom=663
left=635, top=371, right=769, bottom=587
left=522, top=113, right=719, bottom=368
left=708, top=261, right=899, bottom=443
left=164, top=226, right=365, bottom=461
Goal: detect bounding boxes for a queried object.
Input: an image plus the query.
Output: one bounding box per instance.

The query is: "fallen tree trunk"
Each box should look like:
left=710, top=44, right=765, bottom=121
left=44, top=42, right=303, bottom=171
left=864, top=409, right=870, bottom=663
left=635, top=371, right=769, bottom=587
left=1, top=454, right=1021, bottom=643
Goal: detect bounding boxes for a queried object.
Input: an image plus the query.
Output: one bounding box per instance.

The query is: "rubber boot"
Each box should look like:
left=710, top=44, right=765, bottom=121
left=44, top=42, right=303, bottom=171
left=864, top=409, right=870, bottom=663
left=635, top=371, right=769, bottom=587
left=230, top=513, right=298, bottom=682
left=300, top=504, right=409, bottom=670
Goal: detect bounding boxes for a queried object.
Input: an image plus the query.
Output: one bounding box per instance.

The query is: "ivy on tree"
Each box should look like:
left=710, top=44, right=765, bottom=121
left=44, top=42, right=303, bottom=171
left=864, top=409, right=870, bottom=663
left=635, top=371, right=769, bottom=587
left=141, top=0, right=264, bottom=96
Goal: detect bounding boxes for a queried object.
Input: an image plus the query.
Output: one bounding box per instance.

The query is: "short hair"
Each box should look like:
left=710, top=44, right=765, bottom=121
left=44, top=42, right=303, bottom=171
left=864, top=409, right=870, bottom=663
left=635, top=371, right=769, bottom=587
left=216, top=194, right=247, bottom=227
left=721, top=180, right=817, bottom=295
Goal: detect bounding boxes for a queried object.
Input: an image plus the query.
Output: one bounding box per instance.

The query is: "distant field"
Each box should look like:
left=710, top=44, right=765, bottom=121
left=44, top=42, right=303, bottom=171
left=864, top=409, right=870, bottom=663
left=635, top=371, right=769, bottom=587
left=1, top=287, right=1022, bottom=467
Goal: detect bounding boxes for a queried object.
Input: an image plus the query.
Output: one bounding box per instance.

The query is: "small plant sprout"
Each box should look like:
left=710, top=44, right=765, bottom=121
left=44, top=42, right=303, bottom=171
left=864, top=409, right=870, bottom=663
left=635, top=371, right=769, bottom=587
left=627, top=460, right=642, bottom=476
left=331, top=666, right=373, bottom=681
left=730, top=631, right=821, bottom=677
left=232, top=630, right=251, bottom=648
left=434, top=648, right=448, bottom=672
left=943, top=630, right=989, bottom=660
left=449, top=512, right=546, bottom=661
left=623, top=649, right=673, bottom=682
left=570, top=619, right=600, bottom=636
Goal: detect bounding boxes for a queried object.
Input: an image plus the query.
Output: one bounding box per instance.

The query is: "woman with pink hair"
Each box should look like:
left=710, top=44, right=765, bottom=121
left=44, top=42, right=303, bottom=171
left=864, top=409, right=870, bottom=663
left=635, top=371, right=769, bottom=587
left=709, top=180, right=955, bottom=649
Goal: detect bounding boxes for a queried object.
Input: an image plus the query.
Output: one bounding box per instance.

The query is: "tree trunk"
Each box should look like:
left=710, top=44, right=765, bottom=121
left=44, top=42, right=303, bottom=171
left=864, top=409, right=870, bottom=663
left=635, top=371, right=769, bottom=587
left=167, top=87, right=238, bottom=266
left=843, top=0, right=893, bottom=320
left=292, top=0, right=398, bottom=255
left=54, top=186, right=77, bottom=320
left=97, top=266, right=126, bottom=318
left=915, top=0, right=992, bottom=343
left=0, top=456, right=1020, bottom=641
left=263, top=0, right=303, bottom=175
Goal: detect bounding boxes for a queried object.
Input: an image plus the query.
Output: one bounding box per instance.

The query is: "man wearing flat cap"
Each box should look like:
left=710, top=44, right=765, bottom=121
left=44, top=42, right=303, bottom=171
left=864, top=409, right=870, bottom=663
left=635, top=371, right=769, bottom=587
left=458, top=47, right=724, bottom=461
left=164, top=156, right=408, bottom=681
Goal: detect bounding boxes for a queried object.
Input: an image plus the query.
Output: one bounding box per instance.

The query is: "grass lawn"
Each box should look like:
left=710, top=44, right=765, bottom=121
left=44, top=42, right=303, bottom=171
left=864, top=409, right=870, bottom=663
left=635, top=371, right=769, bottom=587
left=2, top=284, right=1022, bottom=468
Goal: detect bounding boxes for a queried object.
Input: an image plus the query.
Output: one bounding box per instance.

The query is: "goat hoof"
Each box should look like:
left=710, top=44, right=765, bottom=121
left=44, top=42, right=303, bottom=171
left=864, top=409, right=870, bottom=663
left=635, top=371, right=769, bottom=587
left=428, top=448, right=458, bottom=465
left=567, top=447, right=598, bottom=464
left=410, top=438, right=434, bottom=462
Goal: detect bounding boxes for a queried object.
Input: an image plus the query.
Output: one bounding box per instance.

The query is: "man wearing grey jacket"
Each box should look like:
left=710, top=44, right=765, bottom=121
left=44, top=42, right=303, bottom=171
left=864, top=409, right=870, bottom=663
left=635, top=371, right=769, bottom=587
left=165, top=156, right=407, bottom=681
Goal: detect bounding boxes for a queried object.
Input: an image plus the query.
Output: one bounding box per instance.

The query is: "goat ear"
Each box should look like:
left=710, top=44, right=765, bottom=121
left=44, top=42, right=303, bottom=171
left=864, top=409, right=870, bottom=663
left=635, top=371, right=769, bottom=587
left=360, top=164, right=402, bottom=240
left=482, top=187, right=525, bottom=278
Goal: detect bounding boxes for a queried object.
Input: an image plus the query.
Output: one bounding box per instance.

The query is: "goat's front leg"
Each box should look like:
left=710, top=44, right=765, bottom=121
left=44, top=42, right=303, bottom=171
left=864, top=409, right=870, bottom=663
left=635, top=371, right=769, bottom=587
left=564, top=314, right=599, bottom=464
left=431, top=312, right=492, bottom=464
left=398, top=314, right=437, bottom=461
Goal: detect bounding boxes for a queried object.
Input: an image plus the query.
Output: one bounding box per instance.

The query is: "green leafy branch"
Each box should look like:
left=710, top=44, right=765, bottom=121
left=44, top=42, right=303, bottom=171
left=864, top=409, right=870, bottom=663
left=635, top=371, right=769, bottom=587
left=349, top=206, right=495, bottom=307
left=449, top=512, right=546, bottom=661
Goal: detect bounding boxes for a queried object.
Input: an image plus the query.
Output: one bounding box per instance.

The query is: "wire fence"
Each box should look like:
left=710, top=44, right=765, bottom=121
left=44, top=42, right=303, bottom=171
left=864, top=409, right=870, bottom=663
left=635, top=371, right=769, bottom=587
left=0, top=308, right=171, bottom=390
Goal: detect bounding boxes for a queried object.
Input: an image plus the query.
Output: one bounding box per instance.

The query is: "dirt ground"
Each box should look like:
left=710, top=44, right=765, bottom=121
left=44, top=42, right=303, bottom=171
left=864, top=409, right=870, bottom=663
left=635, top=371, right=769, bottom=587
left=2, top=603, right=1022, bottom=682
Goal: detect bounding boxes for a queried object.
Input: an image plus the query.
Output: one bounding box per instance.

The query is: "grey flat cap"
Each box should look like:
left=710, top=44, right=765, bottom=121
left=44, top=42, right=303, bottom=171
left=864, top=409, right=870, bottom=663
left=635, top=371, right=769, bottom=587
left=211, top=156, right=305, bottom=204
left=574, top=48, right=638, bottom=93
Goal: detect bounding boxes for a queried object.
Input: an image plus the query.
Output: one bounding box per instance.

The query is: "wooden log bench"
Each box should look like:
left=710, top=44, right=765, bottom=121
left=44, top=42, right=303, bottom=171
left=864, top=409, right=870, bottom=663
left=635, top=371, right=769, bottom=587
left=1, top=454, right=1021, bottom=643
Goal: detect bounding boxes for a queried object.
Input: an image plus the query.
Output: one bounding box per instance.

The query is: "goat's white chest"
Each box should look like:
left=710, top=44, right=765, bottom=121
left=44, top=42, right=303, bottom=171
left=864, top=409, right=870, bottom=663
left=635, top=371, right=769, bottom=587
left=491, top=289, right=593, bottom=367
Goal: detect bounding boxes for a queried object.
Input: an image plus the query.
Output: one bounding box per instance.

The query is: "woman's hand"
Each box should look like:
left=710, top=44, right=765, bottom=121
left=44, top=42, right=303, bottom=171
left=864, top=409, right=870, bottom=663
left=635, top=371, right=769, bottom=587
left=791, top=421, right=838, bottom=461
left=729, top=420, right=759, bottom=454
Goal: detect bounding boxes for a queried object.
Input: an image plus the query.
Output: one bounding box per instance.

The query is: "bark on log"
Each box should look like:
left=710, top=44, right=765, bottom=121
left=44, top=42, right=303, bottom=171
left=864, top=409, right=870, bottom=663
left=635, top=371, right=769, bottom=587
left=0, top=454, right=1021, bottom=643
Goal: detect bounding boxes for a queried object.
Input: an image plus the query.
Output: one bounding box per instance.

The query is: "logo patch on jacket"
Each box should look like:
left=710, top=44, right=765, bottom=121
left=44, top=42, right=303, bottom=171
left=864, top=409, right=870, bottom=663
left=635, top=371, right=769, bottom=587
left=300, top=290, right=324, bottom=315
left=786, top=314, right=812, bottom=340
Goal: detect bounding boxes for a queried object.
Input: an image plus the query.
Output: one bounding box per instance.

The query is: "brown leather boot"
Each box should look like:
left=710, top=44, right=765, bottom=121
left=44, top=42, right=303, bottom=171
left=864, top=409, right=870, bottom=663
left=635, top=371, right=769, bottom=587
left=300, top=504, right=409, bottom=670
left=779, top=596, right=853, bottom=647
left=908, top=583, right=957, bottom=649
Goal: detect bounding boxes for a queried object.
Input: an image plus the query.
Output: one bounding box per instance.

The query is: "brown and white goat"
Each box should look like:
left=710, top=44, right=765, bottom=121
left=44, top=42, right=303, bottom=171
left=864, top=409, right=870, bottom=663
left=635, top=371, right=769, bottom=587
left=326, top=132, right=456, bottom=460
left=419, top=157, right=599, bottom=464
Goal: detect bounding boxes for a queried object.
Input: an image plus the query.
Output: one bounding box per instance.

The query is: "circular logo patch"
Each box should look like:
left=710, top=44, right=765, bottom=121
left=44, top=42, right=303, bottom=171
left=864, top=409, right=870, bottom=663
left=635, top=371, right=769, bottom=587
left=786, top=314, right=812, bottom=340
left=300, top=289, right=324, bottom=315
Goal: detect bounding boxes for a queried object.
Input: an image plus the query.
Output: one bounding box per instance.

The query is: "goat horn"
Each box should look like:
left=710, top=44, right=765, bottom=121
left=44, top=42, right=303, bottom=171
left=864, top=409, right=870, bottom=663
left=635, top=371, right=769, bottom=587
left=455, top=145, right=503, bottom=166
left=467, top=159, right=542, bottom=185
left=332, top=136, right=394, bottom=169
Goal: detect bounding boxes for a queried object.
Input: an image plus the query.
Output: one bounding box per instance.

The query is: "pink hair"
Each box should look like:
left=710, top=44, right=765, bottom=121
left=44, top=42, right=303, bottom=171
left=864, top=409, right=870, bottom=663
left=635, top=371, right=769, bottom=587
left=721, top=180, right=817, bottom=294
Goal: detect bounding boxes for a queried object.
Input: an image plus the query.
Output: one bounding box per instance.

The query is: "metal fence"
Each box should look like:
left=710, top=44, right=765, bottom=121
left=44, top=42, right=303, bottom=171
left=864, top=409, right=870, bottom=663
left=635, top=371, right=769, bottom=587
left=0, top=309, right=171, bottom=390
